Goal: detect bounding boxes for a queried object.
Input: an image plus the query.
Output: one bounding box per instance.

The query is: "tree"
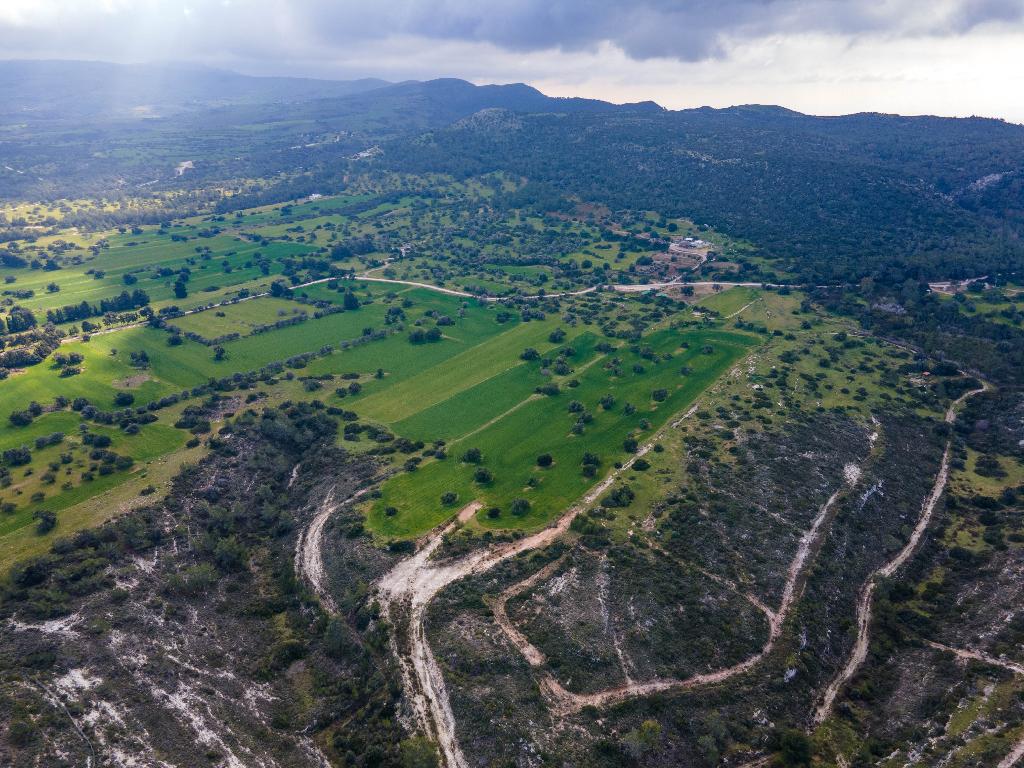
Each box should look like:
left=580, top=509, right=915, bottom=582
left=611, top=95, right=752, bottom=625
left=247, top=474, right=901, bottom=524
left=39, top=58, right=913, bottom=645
left=343, top=290, right=360, bottom=310
left=213, top=345, right=227, bottom=361
left=775, top=729, right=812, bottom=767
left=461, top=447, right=482, bottom=463
left=510, top=498, right=531, bottom=516
left=33, top=510, right=57, bottom=535
left=621, top=719, right=662, bottom=759
left=536, top=453, right=553, bottom=467
left=5, top=306, right=36, bottom=333
left=473, top=467, right=493, bottom=484
left=173, top=280, right=188, bottom=299
left=399, top=737, right=439, bottom=768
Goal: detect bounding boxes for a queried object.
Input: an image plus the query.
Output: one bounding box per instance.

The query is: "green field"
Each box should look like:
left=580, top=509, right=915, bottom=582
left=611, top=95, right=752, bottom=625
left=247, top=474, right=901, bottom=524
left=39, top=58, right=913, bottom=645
left=367, top=328, right=757, bottom=538
left=1, top=181, right=760, bottom=570
left=170, top=296, right=310, bottom=338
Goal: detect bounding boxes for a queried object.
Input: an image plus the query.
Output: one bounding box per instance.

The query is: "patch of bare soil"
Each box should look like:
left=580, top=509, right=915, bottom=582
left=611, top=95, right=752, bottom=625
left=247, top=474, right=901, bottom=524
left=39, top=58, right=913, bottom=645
left=114, top=372, right=152, bottom=388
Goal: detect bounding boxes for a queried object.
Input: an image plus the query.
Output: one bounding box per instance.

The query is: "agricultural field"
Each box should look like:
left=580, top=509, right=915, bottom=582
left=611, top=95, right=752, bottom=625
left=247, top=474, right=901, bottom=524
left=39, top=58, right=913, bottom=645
left=0, top=177, right=770, bottom=571
left=368, top=327, right=755, bottom=537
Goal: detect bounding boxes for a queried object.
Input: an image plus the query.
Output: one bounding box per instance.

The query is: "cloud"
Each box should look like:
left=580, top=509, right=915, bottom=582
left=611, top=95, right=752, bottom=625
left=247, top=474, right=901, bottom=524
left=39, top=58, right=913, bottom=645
left=3, top=0, right=1023, bottom=63
left=0, top=1, right=1022, bottom=121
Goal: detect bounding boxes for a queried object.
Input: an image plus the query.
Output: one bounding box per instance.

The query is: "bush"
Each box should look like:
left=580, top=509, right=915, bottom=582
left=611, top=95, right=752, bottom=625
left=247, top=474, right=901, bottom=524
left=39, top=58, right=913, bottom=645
left=33, top=510, right=57, bottom=535
left=441, top=491, right=458, bottom=505
left=399, top=736, right=439, bottom=768
left=3, top=446, right=31, bottom=466
left=510, top=498, right=531, bottom=516
left=7, top=720, right=33, bottom=747
left=601, top=485, right=635, bottom=508
left=8, top=410, right=35, bottom=427
left=113, top=391, right=135, bottom=407
left=536, top=453, right=553, bottom=467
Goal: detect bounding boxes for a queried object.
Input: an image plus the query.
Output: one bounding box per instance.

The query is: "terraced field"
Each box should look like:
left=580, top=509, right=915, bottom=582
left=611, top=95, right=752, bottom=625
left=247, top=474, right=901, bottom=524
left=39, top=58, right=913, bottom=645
left=368, top=328, right=756, bottom=537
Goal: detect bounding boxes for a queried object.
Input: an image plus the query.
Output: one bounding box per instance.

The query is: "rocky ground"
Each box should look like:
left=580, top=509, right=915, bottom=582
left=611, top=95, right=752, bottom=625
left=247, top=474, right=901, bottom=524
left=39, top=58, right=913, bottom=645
left=0, top=403, right=405, bottom=768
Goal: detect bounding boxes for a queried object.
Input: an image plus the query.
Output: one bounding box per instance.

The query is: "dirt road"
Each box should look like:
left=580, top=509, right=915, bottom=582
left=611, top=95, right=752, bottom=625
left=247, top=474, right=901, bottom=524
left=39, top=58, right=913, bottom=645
left=488, top=441, right=871, bottom=715
left=375, top=405, right=702, bottom=766
left=373, top=394, right=879, bottom=762
left=813, top=382, right=988, bottom=724
left=294, top=484, right=374, bottom=614
left=925, top=640, right=1024, bottom=676
left=59, top=273, right=817, bottom=345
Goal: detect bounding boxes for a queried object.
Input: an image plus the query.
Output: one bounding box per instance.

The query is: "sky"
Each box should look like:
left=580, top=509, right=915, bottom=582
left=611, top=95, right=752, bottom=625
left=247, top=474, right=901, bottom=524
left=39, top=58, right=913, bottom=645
left=2, top=0, right=1024, bottom=122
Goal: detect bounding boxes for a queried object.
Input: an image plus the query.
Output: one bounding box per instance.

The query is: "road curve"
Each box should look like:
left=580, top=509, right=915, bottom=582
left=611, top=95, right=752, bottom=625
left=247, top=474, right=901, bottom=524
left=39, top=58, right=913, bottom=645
left=813, top=381, right=989, bottom=724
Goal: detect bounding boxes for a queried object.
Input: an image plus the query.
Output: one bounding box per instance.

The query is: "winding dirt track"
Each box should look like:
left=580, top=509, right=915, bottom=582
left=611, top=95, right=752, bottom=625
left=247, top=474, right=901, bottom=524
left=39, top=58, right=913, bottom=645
left=294, top=484, right=375, bottom=614
left=374, top=405, right=701, bottom=767
left=813, top=382, right=989, bottom=725
left=371, top=394, right=878, bottom=764
left=489, top=451, right=870, bottom=715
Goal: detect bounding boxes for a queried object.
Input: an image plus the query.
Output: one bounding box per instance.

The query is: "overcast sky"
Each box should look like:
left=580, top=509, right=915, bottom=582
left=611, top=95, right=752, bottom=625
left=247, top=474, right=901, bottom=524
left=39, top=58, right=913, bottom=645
left=3, top=0, right=1024, bottom=122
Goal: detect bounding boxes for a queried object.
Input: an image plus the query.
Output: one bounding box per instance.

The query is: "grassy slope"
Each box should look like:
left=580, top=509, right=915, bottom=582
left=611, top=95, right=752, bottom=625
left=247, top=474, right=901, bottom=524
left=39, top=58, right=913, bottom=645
left=368, top=328, right=757, bottom=538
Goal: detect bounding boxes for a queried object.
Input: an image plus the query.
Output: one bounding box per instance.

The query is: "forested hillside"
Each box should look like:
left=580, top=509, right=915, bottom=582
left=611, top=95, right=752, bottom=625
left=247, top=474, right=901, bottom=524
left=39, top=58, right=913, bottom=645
left=382, top=107, right=1024, bottom=282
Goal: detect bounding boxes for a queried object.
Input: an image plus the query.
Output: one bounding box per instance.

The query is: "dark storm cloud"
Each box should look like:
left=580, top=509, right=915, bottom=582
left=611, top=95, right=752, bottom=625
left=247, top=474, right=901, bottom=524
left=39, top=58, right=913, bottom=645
left=289, top=0, right=1024, bottom=61
left=1, top=0, right=1022, bottom=73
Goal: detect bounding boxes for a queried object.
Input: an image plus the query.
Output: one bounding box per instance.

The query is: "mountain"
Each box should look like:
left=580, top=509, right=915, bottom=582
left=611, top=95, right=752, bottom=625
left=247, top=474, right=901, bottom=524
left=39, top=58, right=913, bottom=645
left=186, top=76, right=665, bottom=134
left=0, top=69, right=665, bottom=199
left=0, top=60, right=391, bottom=119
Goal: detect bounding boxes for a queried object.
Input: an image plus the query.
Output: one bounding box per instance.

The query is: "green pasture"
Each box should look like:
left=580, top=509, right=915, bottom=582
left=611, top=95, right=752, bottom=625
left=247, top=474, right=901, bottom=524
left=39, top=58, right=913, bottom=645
left=367, top=328, right=757, bottom=538
left=170, top=296, right=306, bottom=337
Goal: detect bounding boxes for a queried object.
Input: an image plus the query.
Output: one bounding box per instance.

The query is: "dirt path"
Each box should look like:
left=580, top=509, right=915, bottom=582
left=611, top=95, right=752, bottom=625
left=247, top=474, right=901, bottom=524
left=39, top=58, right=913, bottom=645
left=925, top=640, right=1024, bottom=676
left=492, top=454, right=867, bottom=715
left=59, top=274, right=827, bottom=346
left=373, top=394, right=877, bottom=762
left=375, top=404, right=703, bottom=766
left=725, top=299, right=759, bottom=319
left=294, top=485, right=374, bottom=613
left=813, top=383, right=988, bottom=725
left=999, top=736, right=1024, bottom=768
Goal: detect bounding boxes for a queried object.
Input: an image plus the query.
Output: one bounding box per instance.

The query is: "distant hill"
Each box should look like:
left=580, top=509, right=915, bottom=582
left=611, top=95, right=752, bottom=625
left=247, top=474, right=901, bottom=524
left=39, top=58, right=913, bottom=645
left=0, top=60, right=391, bottom=119
left=2, top=59, right=1021, bottom=287
left=187, top=76, right=665, bottom=134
